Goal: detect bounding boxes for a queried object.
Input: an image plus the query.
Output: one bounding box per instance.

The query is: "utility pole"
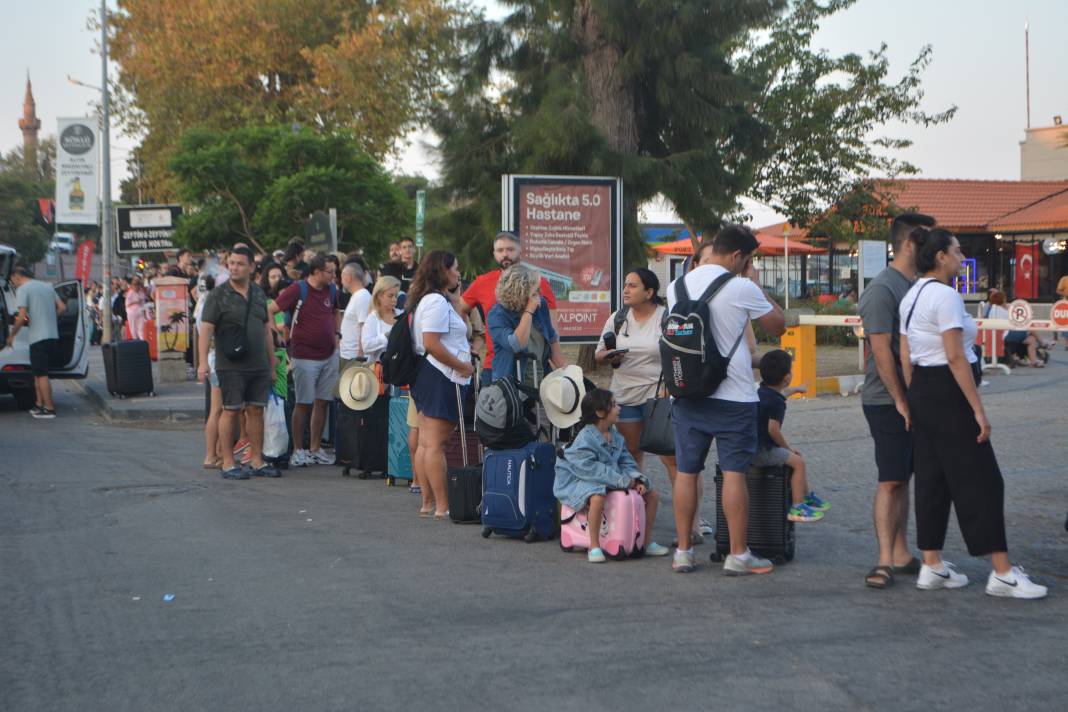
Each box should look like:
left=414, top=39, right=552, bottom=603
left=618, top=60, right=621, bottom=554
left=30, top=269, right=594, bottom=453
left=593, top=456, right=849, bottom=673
left=100, top=0, right=114, bottom=343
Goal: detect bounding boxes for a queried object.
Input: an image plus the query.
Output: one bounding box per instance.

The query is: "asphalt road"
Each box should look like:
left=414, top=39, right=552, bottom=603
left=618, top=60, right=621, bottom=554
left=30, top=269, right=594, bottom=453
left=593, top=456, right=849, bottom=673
left=2, top=354, right=1067, bottom=711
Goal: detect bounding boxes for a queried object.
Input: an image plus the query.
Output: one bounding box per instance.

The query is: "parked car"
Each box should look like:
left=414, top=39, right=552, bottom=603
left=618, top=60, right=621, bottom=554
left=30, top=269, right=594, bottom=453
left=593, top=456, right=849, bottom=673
left=50, top=233, right=76, bottom=254
left=0, top=244, right=89, bottom=410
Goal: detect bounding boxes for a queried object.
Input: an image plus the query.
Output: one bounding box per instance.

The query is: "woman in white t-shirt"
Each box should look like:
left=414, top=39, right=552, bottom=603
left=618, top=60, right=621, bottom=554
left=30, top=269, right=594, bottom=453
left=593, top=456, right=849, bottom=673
left=408, top=250, right=475, bottom=518
left=595, top=269, right=679, bottom=463
left=899, top=227, right=1045, bottom=599
left=361, top=276, right=400, bottom=363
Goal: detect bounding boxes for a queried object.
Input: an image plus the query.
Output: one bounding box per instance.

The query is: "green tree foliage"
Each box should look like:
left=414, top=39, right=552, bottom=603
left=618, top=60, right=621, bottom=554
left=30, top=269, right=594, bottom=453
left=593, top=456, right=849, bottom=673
left=0, top=137, right=56, bottom=185
left=431, top=0, right=953, bottom=272
left=108, top=0, right=466, bottom=201
left=0, top=174, right=51, bottom=265
left=169, top=126, right=412, bottom=259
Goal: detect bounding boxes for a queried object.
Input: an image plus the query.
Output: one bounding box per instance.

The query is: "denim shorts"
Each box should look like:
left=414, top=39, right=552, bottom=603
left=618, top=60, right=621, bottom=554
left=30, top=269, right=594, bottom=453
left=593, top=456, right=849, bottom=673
left=411, top=359, right=468, bottom=424
left=618, top=404, right=644, bottom=423
left=671, top=398, right=758, bottom=474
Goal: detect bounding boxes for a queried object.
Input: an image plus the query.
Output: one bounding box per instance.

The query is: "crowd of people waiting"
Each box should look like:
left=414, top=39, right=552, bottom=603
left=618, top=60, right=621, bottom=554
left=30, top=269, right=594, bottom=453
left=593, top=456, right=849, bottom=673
left=173, top=219, right=1047, bottom=600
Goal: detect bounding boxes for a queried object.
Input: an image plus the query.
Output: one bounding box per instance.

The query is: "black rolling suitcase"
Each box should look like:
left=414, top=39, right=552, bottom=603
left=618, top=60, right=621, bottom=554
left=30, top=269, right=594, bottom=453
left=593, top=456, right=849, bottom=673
left=336, top=401, right=362, bottom=477
left=357, top=395, right=389, bottom=475
left=709, top=464, right=795, bottom=564
left=102, top=340, right=154, bottom=398
left=448, top=381, right=483, bottom=524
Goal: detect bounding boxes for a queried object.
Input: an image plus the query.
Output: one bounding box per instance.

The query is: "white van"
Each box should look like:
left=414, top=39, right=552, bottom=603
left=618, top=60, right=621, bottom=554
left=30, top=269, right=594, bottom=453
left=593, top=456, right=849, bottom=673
left=0, top=244, right=90, bottom=409
left=50, top=233, right=76, bottom=254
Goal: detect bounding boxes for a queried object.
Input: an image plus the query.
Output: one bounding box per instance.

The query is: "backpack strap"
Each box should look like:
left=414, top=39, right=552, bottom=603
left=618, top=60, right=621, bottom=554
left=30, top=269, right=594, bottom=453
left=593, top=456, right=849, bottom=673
left=612, top=305, right=630, bottom=335
left=292, top=279, right=309, bottom=329
left=697, top=271, right=735, bottom=303
left=673, top=276, right=691, bottom=304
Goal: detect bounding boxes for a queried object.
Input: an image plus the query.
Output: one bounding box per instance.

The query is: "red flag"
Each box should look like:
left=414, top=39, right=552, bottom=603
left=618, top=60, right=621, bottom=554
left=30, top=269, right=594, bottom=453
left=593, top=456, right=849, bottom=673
left=37, top=198, right=54, bottom=224
left=1014, top=243, right=1040, bottom=299
left=75, top=240, right=94, bottom=288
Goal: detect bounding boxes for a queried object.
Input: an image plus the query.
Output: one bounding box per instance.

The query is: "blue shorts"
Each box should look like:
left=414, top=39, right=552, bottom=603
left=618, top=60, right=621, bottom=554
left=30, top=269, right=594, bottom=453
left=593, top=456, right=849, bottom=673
left=671, top=398, right=758, bottom=474
left=411, top=359, right=469, bottom=423
left=618, top=404, right=644, bottom=423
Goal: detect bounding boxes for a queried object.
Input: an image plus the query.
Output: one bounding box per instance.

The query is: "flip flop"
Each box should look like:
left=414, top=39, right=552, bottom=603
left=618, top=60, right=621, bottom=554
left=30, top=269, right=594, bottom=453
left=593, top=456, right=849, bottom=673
left=202, top=460, right=221, bottom=470
left=433, top=511, right=450, bottom=520
left=865, top=565, right=895, bottom=589
left=419, top=509, right=434, bottom=518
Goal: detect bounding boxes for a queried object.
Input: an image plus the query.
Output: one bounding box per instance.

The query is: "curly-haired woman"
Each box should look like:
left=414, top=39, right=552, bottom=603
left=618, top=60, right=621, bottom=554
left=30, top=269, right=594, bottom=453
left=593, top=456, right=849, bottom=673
left=487, top=264, right=566, bottom=384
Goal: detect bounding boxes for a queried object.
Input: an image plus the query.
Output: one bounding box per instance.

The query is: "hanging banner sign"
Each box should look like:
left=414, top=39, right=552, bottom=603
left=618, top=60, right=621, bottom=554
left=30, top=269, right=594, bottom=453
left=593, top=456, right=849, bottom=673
left=116, top=204, right=183, bottom=253
left=502, top=175, right=622, bottom=342
left=55, top=118, right=99, bottom=226
left=75, top=239, right=94, bottom=288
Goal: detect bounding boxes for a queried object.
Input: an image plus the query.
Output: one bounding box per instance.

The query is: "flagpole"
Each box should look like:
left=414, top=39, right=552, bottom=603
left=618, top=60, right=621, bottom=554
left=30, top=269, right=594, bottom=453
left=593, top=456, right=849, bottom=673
left=100, top=0, right=114, bottom=344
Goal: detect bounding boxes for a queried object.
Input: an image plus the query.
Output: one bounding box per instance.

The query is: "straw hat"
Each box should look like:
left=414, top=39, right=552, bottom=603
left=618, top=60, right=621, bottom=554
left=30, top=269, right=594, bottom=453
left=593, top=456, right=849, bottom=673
left=539, top=365, right=586, bottom=429
left=339, top=363, right=380, bottom=411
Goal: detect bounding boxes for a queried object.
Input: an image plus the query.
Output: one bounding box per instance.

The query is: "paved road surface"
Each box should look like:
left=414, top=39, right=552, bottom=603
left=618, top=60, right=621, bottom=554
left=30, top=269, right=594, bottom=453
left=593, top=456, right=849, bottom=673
left=2, top=354, right=1067, bottom=711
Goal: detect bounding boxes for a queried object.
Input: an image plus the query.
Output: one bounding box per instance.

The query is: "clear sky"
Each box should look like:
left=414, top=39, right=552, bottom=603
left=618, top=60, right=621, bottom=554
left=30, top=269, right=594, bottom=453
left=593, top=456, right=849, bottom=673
left=5, top=0, right=1068, bottom=201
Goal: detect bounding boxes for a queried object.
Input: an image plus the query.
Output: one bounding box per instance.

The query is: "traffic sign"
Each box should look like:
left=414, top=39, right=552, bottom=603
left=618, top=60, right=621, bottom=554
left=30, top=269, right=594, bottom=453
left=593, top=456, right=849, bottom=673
left=116, top=205, right=182, bottom=253
left=1052, top=299, right=1068, bottom=328
left=1007, top=299, right=1032, bottom=329
left=415, top=190, right=426, bottom=248
left=305, top=210, right=331, bottom=252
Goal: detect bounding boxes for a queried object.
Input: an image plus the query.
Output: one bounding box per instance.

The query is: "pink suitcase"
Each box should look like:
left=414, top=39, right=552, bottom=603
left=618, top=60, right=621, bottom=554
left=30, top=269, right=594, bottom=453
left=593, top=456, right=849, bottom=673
left=559, top=489, right=646, bottom=559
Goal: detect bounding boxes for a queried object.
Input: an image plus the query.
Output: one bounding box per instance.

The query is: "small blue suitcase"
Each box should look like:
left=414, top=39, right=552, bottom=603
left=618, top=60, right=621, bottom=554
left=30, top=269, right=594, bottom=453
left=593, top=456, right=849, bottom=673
left=387, top=392, right=413, bottom=485
left=480, top=442, right=558, bottom=542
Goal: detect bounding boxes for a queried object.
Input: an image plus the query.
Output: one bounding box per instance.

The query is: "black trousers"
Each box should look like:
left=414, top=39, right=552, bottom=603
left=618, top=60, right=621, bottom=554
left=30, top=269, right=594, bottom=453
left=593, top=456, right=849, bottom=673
left=908, top=365, right=1007, bottom=556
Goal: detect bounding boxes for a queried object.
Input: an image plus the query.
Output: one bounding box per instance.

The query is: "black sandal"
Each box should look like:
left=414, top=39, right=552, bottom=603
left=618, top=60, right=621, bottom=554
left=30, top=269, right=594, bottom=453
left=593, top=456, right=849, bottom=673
left=865, top=565, right=895, bottom=589
left=892, top=556, right=921, bottom=575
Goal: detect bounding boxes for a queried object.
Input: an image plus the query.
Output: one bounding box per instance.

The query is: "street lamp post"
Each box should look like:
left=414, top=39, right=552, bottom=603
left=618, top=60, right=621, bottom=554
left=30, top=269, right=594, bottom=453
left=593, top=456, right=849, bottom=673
left=99, top=0, right=114, bottom=344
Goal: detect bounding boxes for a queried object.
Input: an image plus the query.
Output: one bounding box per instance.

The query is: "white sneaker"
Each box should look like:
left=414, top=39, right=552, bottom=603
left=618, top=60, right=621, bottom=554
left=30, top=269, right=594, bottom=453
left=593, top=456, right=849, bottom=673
left=310, top=449, right=336, bottom=465
left=916, top=561, right=969, bottom=590
left=290, top=449, right=310, bottom=467
left=723, top=551, right=774, bottom=576
left=698, top=518, right=715, bottom=537
left=985, top=566, right=1048, bottom=600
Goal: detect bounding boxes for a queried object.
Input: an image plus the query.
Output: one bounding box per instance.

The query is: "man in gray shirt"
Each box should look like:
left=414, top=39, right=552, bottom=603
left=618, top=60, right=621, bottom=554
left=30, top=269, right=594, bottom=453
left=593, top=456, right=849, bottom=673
left=857, top=213, right=934, bottom=589
left=6, top=266, right=66, bottom=418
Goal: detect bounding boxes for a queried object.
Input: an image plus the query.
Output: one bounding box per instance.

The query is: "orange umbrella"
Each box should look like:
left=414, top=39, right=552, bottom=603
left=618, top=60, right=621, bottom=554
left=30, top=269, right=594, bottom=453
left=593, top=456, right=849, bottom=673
left=650, top=234, right=826, bottom=256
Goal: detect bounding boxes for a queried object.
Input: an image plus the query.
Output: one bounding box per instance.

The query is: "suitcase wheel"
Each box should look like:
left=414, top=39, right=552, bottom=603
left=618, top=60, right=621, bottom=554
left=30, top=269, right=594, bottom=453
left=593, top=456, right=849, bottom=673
left=771, top=554, right=786, bottom=566
left=560, top=542, right=574, bottom=553
left=341, top=467, right=351, bottom=477
left=523, top=530, right=537, bottom=543
left=481, top=527, right=492, bottom=538
left=709, top=551, right=725, bottom=563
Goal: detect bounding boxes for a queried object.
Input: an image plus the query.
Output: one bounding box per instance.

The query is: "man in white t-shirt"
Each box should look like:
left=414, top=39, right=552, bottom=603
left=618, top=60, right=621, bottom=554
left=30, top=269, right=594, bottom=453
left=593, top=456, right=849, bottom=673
left=667, top=225, right=786, bottom=576
left=339, top=263, right=371, bottom=361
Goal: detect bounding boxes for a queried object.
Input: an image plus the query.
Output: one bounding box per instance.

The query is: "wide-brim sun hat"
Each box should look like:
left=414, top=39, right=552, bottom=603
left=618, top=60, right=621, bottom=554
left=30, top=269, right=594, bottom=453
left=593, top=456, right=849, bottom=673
left=539, top=365, right=586, bottom=429
left=339, top=363, right=380, bottom=411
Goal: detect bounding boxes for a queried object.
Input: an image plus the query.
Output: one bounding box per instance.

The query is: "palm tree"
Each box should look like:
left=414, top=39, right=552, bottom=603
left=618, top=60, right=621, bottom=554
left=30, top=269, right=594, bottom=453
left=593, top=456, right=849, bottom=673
left=162, top=311, right=187, bottom=352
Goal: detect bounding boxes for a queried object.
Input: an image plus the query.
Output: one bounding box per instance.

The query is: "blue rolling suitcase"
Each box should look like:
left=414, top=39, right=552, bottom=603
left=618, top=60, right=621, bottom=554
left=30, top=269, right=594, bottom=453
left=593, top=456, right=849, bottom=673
left=480, top=442, right=558, bottom=542
left=387, top=391, right=413, bottom=485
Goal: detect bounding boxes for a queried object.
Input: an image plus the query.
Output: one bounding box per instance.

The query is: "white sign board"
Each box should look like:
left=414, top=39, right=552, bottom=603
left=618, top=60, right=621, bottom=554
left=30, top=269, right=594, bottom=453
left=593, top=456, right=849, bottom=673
left=1007, top=299, right=1033, bottom=329
left=55, top=117, right=99, bottom=226
left=857, top=239, right=887, bottom=297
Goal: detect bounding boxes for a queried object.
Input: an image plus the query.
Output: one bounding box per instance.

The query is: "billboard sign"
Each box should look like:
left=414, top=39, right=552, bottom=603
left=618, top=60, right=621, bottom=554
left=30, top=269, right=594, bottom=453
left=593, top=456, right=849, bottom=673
left=116, top=205, right=183, bottom=253
left=503, top=175, right=621, bottom=342
left=55, top=118, right=99, bottom=226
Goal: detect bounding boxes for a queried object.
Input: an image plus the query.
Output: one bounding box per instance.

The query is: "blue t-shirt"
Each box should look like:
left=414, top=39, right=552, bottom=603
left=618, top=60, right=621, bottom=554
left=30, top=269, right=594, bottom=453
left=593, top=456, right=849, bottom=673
left=756, top=384, right=787, bottom=451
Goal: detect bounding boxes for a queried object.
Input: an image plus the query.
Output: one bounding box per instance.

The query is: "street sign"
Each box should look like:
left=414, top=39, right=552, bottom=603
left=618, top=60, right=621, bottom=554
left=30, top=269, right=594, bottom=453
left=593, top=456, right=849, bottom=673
left=1051, top=299, right=1068, bottom=328
left=116, top=205, right=182, bottom=253
left=1007, top=299, right=1032, bottom=329
left=306, top=210, right=331, bottom=252
left=415, top=190, right=426, bottom=248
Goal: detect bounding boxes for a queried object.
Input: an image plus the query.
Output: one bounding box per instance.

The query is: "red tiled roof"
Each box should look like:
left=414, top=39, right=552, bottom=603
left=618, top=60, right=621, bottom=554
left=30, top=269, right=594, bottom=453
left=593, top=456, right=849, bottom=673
left=988, top=189, right=1068, bottom=231
left=878, top=179, right=1068, bottom=232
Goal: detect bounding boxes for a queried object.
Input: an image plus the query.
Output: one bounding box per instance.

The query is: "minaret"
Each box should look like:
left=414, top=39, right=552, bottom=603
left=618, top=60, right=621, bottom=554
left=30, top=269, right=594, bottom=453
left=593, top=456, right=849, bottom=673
left=19, top=73, right=41, bottom=171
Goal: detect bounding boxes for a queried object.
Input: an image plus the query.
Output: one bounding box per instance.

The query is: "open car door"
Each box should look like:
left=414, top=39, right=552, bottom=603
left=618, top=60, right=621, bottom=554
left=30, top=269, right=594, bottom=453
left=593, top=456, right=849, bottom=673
left=50, top=280, right=89, bottom=379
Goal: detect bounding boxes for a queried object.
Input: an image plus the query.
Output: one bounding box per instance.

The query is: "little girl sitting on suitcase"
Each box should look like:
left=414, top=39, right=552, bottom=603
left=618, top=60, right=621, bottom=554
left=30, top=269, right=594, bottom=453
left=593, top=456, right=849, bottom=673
left=553, top=388, right=670, bottom=563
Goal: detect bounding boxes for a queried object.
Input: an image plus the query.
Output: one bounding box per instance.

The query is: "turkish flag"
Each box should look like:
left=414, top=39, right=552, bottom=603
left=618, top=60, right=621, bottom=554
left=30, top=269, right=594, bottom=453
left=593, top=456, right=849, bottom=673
left=1014, top=243, right=1040, bottom=299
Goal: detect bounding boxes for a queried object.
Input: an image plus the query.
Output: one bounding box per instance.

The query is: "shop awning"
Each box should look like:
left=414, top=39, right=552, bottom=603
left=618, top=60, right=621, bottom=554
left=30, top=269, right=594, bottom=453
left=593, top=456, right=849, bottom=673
left=650, top=234, right=826, bottom=257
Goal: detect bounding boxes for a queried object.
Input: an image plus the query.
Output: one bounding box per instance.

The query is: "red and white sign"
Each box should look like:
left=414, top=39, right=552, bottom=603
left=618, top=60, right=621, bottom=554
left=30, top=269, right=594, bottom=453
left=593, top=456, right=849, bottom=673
left=1052, top=299, right=1068, bottom=328
left=74, top=239, right=94, bottom=288
left=507, top=176, right=621, bottom=342
left=1014, top=243, right=1040, bottom=299
left=1007, top=299, right=1032, bottom=329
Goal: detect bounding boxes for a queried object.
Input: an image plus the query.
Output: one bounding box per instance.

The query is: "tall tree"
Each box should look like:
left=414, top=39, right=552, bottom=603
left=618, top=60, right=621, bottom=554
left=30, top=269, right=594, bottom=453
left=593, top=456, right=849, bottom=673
left=108, top=0, right=465, bottom=199
left=169, top=125, right=412, bottom=259
left=431, top=0, right=954, bottom=269
left=0, top=174, right=52, bottom=265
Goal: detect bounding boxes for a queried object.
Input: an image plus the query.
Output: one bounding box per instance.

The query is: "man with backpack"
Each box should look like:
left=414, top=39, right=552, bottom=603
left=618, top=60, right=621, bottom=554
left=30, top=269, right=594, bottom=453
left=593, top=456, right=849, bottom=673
left=664, top=225, right=786, bottom=575
left=269, top=254, right=339, bottom=467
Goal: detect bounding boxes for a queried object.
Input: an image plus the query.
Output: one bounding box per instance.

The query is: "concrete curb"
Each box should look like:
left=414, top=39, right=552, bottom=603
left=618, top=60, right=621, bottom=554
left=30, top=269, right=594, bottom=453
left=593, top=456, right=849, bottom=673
left=69, top=378, right=203, bottom=423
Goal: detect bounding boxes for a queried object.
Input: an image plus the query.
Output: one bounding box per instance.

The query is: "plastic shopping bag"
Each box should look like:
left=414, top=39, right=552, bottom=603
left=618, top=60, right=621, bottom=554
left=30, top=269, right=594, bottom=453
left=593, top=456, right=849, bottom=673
left=262, top=394, right=288, bottom=459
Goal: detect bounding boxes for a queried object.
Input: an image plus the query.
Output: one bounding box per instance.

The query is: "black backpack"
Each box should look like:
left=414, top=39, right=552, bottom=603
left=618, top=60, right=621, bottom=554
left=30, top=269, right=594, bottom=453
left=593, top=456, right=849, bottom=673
left=381, top=308, right=425, bottom=387
left=659, top=272, right=746, bottom=399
